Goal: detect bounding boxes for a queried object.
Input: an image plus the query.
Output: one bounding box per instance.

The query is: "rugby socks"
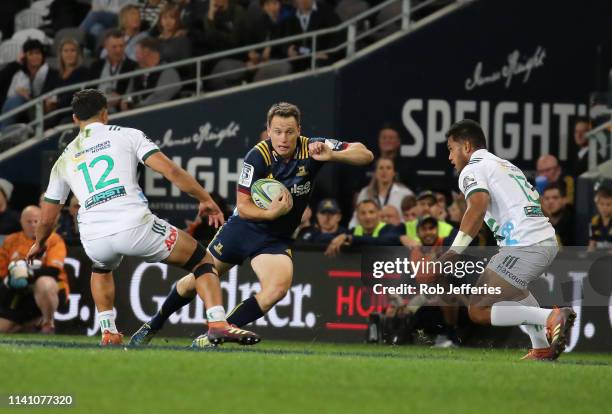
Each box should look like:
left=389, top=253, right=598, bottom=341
left=226, top=296, right=265, bottom=327
left=149, top=286, right=193, bottom=330
left=98, top=310, right=118, bottom=334
left=206, top=305, right=227, bottom=328
left=519, top=294, right=549, bottom=349
left=490, top=300, right=552, bottom=327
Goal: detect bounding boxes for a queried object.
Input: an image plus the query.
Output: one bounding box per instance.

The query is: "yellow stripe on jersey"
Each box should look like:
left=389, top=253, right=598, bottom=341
left=300, top=136, right=309, bottom=159
left=256, top=142, right=271, bottom=165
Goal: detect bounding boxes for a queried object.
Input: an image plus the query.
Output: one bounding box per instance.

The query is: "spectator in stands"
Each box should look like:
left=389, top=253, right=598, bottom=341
left=43, top=38, right=89, bottom=127
left=191, top=0, right=250, bottom=54
left=120, top=37, right=181, bottom=110
left=588, top=185, right=612, bottom=251
left=297, top=199, right=347, bottom=244
left=541, top=183, right=575, bottom=246
left=80, top=0, right=133, bottom=50
left=325, top=200, right=398, bottom=256
left=380, top=205, right=402, bottom=226
left=535, top=154, right=575, bottom=205
left=569, top=116, right=600, bottom=177
left=0, top=179, right=20, bottom=236
left=283, top=0, right=341, bottom=71
left=400, top=194, right=416, bottom=221
left=410, top=215, right=462, bottom=347
left=156, top=3, right=192, bottom=62
left=0, top=206, right=69, bottom=334
left=136, top=0, right=166, bottom=32
left=1, top=40, right=59, bottom=129
left=349, top=157, right=413, bottom=228
left=118, top=4, right=150, bottom=61
left=247, top=0, right=285, bottom=69
left=400, top=191, right=454, bottom=246
left=89, top=30, right=138, bottom=112
left=56, top=195, right=80, bottom=245
left=377, top=125, right=411, bottom=184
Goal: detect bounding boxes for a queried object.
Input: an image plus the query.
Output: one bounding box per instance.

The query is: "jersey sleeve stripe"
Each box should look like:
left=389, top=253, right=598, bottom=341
left=141, top=148, right=160, bottom=162
left=238, top=187, right=251, bottom=195
left=256, top=143, right=271, bottom=165
left=302, top=137, right=308, bottom=159
left=43, top=196, right=61, bottom=204
left=465, top=188, right=489, bottom=199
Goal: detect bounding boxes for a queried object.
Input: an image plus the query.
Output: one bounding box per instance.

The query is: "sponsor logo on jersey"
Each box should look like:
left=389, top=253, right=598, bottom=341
left=165, top=226, right=178, bottom=251
left=524, top=205, right=544, bottom=217
left=239, top=163, right=254, bottom=187
left=289, top=181, right=311, bottom=197
left=84, top=185, right=126, bottom=209
left=463, top=173, right=478, bottom=191
left=296, top=165, right=308, bottom=177
left=214, top=242, right=223, bottom=255
left=74, top=140, right=111, bottom=158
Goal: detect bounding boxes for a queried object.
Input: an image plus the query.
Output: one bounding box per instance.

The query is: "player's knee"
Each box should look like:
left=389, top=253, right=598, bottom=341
left=176, top=274, right=196, bottom=297
left=34, top=276, right=58, bottom=295
left=468, top=305, right=489, bottom=325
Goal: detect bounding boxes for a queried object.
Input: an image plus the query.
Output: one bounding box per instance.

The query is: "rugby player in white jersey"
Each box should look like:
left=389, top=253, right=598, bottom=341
left=441, top=119, right=576, bottom=360
left=26, top=89, right=260, bottom=346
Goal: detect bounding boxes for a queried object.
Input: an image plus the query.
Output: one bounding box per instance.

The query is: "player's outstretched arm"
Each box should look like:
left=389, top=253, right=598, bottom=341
left=26, top=201, right=63, bottom=263
left=309, top=141, right=373, bottom=165
left=236, top=191, right=292, bottom=221
left=145, top=152, right=224, bottom=226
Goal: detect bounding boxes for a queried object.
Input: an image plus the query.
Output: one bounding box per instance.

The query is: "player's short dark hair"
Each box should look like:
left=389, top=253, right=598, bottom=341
left=543, top=182, right=565, bottom=197
left=267, top=102, right=301, bottom=126
left=260, top=0, right=279, bottom=6
left=356, top=199, right=380, bottom=210
left=137, top=36, right=161, bottom=53
left=445, top=119, right=487, bottom=150
left=72, top=89, right=107, bottom=121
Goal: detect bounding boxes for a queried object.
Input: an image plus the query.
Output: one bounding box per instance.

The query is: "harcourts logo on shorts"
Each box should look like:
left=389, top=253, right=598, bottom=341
left=165, top=227, right=178, bottom=251
left=289, top=181, right=311, bottom=197
left=496, top=255, right=527, bottom=288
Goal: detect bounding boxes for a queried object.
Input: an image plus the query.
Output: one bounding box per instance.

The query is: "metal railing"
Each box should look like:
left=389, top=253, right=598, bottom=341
left=0, top=0, right=458, bottom=142
left=587, top=115, right=612, bottom=171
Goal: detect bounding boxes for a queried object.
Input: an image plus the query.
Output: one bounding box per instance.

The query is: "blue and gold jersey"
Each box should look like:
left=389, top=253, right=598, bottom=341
left=236, top=136, right=348, bottom=239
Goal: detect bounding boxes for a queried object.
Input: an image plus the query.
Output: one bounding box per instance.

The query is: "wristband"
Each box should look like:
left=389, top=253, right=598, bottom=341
left=450, top=230, right=473, bottom=254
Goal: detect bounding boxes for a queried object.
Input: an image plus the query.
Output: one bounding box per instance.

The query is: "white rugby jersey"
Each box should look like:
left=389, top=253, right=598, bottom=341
left=458, top=149, right=555, bottom=246
left=45, top=122, right=159, bottom=240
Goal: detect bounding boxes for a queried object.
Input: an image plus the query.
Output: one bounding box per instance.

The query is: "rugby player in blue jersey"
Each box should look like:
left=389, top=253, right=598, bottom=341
left=130, top=102, right=373, bottom=347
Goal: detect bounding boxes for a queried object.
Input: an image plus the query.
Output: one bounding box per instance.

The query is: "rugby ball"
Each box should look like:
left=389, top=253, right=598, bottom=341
left=251, top=178, right=291, bottom=209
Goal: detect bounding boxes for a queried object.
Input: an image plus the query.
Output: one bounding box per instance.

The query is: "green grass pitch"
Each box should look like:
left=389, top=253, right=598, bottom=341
left=0, top=334, right=610, bottom=414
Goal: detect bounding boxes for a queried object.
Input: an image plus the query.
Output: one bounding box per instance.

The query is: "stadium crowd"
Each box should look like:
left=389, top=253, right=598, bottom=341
left=0, top=0, right=452, bottom=131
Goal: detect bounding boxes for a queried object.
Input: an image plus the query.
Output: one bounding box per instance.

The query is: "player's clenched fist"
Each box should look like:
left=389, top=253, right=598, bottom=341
left=308, top=141, right=332, bottom=161
left=268, top=191, right=293, bottom=219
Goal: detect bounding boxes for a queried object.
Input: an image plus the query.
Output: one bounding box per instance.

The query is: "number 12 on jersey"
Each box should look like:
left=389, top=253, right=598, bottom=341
left=77, top=155, right=119, bottom=193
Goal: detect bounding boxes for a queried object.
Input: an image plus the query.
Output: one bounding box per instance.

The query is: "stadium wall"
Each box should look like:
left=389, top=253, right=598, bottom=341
left=56, top=247, right=612, bottom=352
